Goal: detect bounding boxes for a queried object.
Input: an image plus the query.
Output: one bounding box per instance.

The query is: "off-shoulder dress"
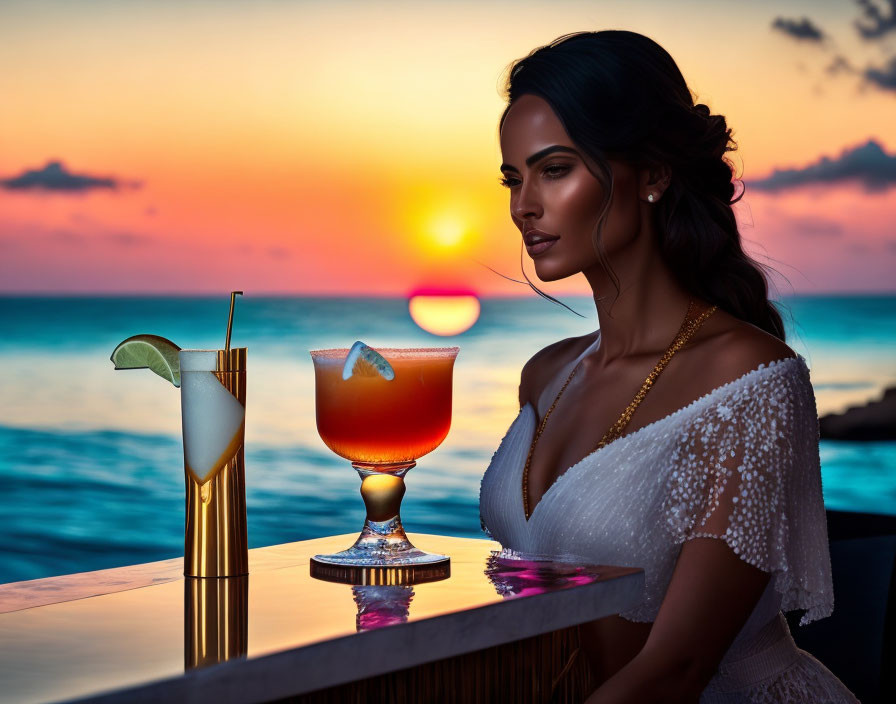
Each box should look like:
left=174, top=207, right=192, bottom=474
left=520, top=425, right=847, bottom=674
left=479, top=332, right=860, bottom=703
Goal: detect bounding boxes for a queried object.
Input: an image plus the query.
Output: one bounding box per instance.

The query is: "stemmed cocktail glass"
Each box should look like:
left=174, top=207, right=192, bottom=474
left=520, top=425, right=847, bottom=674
left=309, top=345, right=458, bottom=584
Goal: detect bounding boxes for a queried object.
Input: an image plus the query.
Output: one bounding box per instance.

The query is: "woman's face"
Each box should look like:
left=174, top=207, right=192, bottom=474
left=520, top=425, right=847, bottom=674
left=499, top=94, right=644, bottom=282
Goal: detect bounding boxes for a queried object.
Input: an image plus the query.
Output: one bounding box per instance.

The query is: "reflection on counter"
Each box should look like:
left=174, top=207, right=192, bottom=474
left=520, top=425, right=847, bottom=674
left=352, top=586, right=414, bottom=631
left=484, top=553, right=604, bottom=598
left=184, top=575, right=248, bottom=670
left=309, top=546, right=451, bottom=633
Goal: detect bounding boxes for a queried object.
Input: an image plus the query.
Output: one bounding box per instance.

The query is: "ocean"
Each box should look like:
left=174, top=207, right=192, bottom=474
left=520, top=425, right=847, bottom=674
left=1, top=295, right=895, bottom=584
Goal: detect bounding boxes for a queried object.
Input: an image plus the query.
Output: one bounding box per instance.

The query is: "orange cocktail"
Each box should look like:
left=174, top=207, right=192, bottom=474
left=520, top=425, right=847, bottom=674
left=308, top=345, right=459, bottom=582
left=312, top=348, right=455, bottom=464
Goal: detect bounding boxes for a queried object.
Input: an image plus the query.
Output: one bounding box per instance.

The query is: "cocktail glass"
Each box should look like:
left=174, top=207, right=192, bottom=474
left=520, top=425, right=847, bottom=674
left=180, top=347, right=248, bottom=578
left=309, top=346, right=459, bottom=583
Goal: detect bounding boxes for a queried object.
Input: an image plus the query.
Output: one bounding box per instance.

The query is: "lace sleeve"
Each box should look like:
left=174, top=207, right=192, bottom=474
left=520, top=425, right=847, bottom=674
left=662, top=358, right=834, bottom=625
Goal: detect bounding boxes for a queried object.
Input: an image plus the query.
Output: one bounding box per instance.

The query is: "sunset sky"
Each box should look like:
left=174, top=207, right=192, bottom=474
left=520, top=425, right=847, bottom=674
left=2, top=0, right=895, bottom=296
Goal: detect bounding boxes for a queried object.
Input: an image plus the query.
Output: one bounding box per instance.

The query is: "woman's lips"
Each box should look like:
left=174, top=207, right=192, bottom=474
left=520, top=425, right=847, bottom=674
left=525, top=239, right=557, bottom=256
left=523, top=229, right=559, bottom=256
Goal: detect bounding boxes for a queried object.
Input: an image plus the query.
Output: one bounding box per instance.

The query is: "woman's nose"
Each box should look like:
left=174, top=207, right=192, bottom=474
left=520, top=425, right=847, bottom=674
left=511, top=181, right=543, bottom=221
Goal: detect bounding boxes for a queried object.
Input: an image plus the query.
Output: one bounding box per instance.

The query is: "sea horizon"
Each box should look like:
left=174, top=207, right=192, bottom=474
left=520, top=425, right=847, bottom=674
left=2, top=293, right=894, bottom=585
left=3, top=290, right=895, bottom=298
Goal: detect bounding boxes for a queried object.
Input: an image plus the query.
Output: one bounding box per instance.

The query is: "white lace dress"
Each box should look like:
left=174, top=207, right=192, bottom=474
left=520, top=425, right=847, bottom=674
left=479, top=333, right=860, bottom=703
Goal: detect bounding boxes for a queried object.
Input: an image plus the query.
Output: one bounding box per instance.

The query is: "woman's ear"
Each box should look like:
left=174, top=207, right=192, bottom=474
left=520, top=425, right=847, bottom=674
left=640, top=163, right=671, bottom=203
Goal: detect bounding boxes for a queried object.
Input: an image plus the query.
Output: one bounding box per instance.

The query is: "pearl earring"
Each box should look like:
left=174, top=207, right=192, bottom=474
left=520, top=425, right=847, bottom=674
left=647, top=193, right=655, bottom=203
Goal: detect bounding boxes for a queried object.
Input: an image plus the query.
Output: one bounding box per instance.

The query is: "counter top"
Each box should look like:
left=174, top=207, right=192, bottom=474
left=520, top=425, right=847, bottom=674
left=0, top=533, right=644, bottom=704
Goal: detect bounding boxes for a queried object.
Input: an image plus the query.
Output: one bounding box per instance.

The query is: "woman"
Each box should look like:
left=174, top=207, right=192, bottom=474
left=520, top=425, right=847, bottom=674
left=479, top=31, right=859, bottom=703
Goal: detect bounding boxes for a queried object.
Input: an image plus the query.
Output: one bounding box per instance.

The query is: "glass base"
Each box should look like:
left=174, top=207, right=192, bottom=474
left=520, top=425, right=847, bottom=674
left=310, top=557, right=450, bottom=586
left=311, top=516, right=450, bottom=585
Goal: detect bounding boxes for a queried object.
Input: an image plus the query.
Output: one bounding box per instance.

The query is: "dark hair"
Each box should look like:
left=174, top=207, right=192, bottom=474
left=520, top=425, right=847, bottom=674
left=499, top=30, right=787, bottom=341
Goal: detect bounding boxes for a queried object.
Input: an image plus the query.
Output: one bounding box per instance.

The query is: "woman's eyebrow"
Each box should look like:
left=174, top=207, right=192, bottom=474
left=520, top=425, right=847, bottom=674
left=500, top=145, right=578, bottom=172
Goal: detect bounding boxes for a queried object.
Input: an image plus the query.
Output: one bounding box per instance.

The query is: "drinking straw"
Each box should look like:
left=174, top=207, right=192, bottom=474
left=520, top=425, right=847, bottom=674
left=225, top=291, right=243, bottom=357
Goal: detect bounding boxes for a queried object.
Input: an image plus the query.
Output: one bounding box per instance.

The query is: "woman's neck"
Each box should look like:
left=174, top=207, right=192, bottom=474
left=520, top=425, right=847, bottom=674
left=584, top=246, right=696, bottom=365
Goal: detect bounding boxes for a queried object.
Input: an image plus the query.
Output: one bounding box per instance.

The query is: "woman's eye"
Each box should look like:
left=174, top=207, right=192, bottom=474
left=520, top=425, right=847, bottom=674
left=499, top=164, right=568, bottom=188
left=543, top=164, right=570, bottom=179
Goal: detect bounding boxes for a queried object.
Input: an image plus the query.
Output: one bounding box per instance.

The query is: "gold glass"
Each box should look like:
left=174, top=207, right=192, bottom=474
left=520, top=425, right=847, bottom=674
left=184, top=575, right=249, bottom=669
left=180, top=347, right=248, bottom=578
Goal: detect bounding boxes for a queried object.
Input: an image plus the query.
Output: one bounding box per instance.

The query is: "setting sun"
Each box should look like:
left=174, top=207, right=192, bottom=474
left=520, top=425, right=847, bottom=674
left=428, top=213, right=466, bottom=248
left=408, top=292, right=481, bottom=336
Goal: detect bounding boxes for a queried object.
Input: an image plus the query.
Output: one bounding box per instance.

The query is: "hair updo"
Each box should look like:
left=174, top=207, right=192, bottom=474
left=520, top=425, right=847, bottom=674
left=500, top=30, right=786, bottom=341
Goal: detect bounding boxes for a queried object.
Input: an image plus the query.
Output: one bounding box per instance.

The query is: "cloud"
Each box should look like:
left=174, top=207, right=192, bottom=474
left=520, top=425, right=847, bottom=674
left=268, top=246, right=291, bottom=259
left=0, top=161, right=139, bottom=192
left=746, top=139, right=896, bottom=192
left=772, top=16, right=826, bottom=42
left=106, top=232, right=151, bottom=247
left=0, top=216, right=153, bottom=252
left=854, top=0, right=896, bottom=40
left=776, top=4, right=896, bottom=96
left=826, top=55, right=858, bottom=75
left=864, top=56, right=896, bottom=91
left=786, top=216, right=844, bottom=238
left=44, top=229, right=150, bottom=247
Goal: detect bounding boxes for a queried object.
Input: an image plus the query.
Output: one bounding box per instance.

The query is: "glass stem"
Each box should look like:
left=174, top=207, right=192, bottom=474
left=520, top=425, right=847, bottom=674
left=353, top=461, right=415, bottom=552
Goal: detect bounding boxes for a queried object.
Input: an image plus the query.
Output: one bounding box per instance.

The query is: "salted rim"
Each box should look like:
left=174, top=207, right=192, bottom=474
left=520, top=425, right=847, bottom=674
left=310, top=346, right=459, bottom=361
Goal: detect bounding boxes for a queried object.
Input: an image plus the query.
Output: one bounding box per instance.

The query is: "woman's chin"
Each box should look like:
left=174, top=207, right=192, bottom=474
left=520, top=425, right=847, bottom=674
left=532, top=260, right=579, bottom=282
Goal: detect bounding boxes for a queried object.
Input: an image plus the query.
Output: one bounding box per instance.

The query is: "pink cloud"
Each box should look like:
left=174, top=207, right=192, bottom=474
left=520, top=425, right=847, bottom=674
left=740, top=183, right=896, bottom=293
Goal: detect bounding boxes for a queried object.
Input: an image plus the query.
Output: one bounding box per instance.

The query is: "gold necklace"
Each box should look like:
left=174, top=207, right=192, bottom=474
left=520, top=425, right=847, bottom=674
left=522, top=299, right=718, bottom=519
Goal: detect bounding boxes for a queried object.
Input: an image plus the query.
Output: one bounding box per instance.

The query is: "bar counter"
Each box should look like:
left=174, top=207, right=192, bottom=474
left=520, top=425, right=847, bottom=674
left=0, top=533, right=645, bottom=704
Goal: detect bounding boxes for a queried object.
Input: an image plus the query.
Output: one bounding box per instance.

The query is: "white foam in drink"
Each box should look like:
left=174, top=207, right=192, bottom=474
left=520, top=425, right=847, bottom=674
left=179, top=350, right=245, bottom=483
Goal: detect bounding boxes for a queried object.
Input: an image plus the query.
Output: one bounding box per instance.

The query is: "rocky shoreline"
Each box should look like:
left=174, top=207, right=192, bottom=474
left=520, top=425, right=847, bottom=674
left=818, top=386, right=896, bottom=441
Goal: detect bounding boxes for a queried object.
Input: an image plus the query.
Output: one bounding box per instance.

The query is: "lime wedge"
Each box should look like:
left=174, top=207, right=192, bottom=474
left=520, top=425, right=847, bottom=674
left=111, top=334, right=182, bottom=387
left=342, top=341, right=394, bottom=381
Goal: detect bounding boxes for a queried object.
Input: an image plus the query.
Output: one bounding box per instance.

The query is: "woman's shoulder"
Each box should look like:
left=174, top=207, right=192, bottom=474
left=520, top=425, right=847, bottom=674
left=518, top=332, right=598, bottom=408
left=685, top=310, right=800, bottom=396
